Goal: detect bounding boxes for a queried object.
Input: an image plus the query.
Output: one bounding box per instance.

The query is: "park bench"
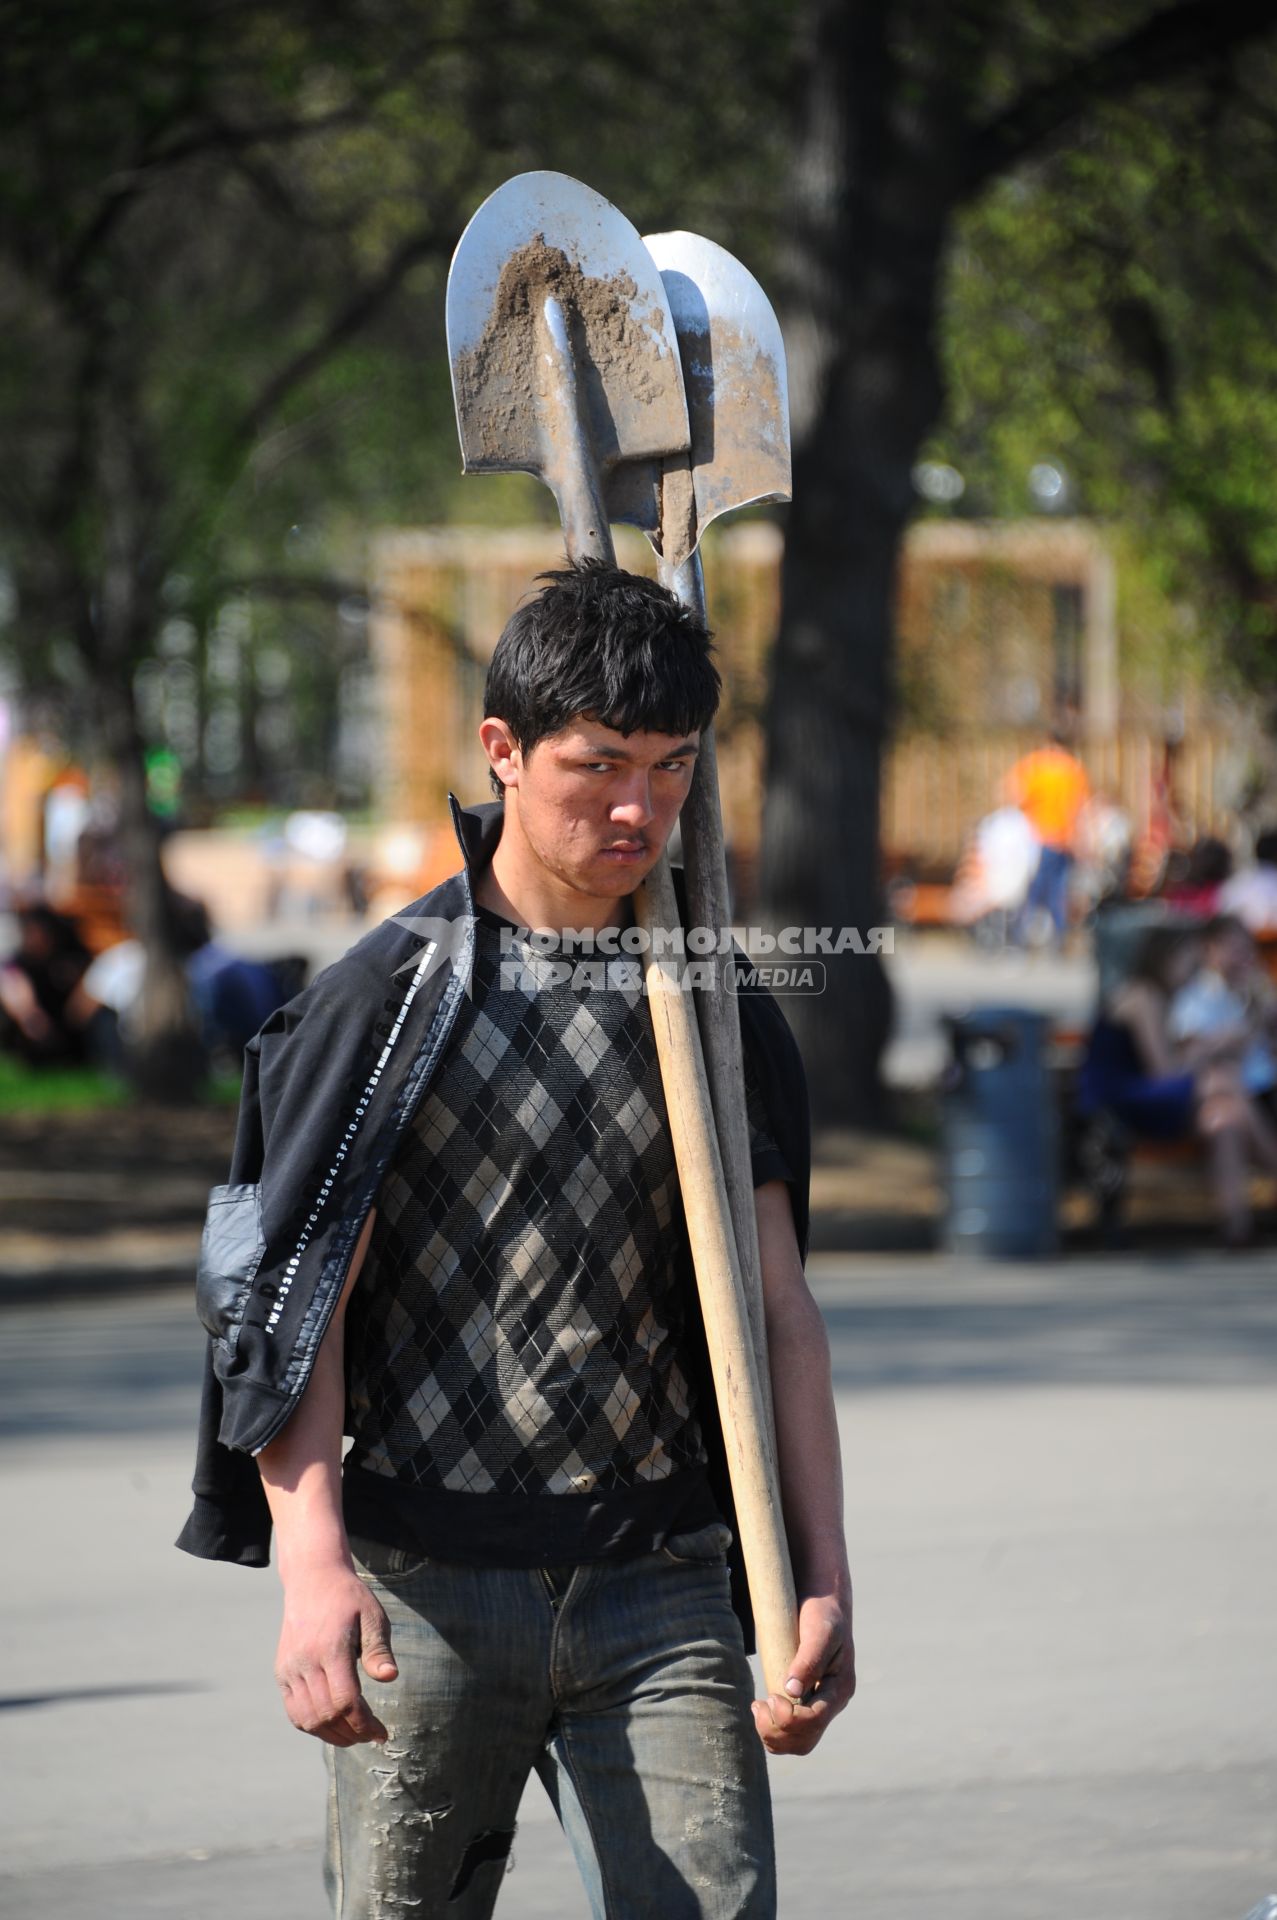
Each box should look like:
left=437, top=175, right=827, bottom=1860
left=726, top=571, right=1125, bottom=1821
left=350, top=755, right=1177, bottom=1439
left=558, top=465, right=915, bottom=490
left=1057, top=1022, right=1274, bottom=1244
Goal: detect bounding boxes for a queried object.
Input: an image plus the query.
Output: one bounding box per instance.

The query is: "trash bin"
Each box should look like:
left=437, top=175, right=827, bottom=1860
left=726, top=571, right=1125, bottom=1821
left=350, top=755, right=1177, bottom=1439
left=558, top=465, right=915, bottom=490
left=942, top=1007, right=1059, bottom=1258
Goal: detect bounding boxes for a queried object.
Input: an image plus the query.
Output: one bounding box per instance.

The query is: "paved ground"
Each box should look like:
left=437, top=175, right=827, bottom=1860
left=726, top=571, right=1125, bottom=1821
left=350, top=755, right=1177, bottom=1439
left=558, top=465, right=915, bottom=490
left=881, top=934, right=1095, bottom=1088
left=1, top=1252, right=1274, bottom=1918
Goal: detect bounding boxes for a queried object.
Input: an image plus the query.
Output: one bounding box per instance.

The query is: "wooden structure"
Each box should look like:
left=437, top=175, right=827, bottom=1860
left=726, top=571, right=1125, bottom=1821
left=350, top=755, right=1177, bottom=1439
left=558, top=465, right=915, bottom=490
left=369, top=519, right=1245, bottom=898
left=369, top=523, right=781, bottom=863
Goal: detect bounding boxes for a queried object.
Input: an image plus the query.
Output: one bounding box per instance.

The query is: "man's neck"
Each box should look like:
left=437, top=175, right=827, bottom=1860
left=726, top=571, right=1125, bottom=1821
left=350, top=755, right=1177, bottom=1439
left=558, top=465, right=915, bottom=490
left=476, top=834, right=632, bottom=939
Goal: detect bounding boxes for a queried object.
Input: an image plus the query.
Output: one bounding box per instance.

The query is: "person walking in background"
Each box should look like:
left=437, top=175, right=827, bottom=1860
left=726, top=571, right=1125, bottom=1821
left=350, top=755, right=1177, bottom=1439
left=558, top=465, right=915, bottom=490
left=1005, top=728, right=1091, bottom=947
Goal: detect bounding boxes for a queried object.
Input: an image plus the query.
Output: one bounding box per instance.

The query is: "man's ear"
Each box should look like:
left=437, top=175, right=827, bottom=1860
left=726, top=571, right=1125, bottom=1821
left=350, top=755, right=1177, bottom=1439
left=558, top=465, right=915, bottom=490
left=480, top=717, right=521, bottom=790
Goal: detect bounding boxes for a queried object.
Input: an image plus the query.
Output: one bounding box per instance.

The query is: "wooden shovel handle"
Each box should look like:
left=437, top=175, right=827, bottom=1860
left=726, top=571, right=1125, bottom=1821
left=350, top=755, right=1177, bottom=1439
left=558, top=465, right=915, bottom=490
left=637, top=854, right=799, bottom=1695
left=658, top=553, right=775, bottom=1448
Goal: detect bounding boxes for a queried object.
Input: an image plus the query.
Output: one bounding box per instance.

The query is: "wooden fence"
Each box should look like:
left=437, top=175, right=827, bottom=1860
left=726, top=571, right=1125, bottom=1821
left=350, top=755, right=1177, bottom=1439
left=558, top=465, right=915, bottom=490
left=883, top=729, right=1239, bottom=872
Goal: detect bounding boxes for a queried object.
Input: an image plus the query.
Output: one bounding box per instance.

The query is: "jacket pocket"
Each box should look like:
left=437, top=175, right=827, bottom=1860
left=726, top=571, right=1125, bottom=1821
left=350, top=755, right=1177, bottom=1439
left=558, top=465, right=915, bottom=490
left=196, top=1183, right=266, bottom=1344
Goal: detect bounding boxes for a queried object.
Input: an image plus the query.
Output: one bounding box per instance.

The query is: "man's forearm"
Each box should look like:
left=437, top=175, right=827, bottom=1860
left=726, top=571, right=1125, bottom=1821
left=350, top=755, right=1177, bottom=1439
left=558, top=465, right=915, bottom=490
left=753, top=1181, right=849, bottom=1596
left=767, top=1294, right=849, bottom=1598
left=749, top=1180, right=854, bottom=1754
left=257, top=1331, right=352, bottom=1580
left=255, top=1211, right=396, bottom=1748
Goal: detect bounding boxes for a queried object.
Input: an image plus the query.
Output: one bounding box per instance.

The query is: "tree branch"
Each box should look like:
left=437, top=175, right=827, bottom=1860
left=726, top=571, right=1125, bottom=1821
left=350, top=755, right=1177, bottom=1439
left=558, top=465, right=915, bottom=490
left=148, top=100, right=376, bottom=168
left=226, top=221, right=449, bottom=454
left=56, top=100, right=378, bottom=295
left=962, top=0, right=1277, bottom=197
left=226, top=147, right=358, bottom=238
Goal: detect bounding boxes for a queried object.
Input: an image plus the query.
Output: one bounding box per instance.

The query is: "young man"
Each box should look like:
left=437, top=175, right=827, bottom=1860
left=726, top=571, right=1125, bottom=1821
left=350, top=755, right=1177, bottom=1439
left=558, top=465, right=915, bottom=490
left=179, top=562, right=853, bottom=1919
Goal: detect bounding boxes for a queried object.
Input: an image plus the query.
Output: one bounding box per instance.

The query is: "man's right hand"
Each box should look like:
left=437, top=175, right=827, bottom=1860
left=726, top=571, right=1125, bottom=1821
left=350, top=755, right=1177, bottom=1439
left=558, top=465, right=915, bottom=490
left=274, top=1566, right=398, bottom=1747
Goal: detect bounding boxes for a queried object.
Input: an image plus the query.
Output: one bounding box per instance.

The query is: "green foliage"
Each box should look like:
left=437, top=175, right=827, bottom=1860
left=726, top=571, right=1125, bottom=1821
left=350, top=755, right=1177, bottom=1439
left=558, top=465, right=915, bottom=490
left=929, top=46, right=1277, bottom=695
left=0, top=1056, right=131, bottom=1114
left=0, top=0, right=794, bottom=798
left=0, top=1054, right=241, bottom=1111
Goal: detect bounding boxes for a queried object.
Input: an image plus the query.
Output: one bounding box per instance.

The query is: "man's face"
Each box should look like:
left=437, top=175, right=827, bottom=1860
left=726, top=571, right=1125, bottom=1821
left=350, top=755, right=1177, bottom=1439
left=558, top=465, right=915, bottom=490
left=492, top=717, right=699, bottom=904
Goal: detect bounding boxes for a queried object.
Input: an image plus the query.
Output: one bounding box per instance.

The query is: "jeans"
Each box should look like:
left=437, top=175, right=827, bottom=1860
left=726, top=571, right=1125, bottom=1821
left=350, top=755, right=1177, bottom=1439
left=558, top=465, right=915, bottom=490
left=1018, top=845, right=1073, bottom=944
left=324, top=1522, right=775, bottom=1920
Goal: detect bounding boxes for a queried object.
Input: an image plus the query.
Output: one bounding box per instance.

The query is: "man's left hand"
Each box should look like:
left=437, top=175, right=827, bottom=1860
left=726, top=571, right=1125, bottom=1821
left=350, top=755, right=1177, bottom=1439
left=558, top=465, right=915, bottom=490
left=751, top=1590, right=855, bottom=1757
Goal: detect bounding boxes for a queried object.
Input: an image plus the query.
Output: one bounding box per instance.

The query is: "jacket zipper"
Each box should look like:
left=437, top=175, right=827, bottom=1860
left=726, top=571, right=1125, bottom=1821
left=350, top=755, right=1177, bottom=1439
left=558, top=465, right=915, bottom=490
left=249, top=918, right=475, bottom=1453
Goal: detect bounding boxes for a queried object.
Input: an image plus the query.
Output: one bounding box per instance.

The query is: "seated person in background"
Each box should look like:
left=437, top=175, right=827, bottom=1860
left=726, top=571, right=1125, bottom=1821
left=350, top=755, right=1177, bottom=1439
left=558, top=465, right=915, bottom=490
left=74, top=894, right=288, bottom=1069
left=1217, top=827, right=1277, bottom=933
left=1079, top=925, right=1277, bottom=1245
left=1169, top=915, right=1277, bottom=1105
left=173, top=897, right=290, bottom=1059
left=0, top=905, right=92, bottom=1066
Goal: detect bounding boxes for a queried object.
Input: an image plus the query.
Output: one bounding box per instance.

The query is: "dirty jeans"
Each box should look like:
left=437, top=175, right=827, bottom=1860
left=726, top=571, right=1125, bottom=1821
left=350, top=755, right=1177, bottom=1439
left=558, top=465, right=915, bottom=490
left=324, top=1522, right=776, bottom=1919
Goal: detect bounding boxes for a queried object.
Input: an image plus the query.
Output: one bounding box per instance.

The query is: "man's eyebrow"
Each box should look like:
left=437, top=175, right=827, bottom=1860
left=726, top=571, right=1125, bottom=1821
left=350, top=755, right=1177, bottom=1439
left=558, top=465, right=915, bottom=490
left=577, top=739, right=699, bottom=761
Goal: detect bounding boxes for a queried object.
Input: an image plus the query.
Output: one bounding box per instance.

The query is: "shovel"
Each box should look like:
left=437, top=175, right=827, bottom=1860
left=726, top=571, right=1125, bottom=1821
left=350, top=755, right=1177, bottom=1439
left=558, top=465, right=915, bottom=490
left=447, top=172, right=798, bottom=1694
left=633, top=230, right=792, bottom=1456
left=630, top=230, right=797, bottom=1692
left=447, top=170, right=690, bottom=556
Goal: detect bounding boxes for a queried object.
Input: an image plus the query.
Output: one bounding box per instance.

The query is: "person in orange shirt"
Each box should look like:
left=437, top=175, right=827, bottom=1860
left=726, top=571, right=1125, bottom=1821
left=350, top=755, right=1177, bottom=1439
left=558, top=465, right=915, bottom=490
left=1005, top=730, right=1091, bottom=946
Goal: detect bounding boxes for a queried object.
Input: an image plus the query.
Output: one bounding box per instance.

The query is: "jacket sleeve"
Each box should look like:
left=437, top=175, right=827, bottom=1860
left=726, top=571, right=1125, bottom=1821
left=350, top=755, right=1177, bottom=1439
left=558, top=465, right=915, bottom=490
left=174, top=1342, right=273, bottom=1565
left=174, top=1033, right=274, bottom=1566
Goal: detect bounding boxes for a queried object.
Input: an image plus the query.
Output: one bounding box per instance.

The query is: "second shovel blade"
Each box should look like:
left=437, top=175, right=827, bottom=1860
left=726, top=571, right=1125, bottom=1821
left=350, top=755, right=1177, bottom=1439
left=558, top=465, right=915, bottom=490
left=607, top=231, right=792, bottom=569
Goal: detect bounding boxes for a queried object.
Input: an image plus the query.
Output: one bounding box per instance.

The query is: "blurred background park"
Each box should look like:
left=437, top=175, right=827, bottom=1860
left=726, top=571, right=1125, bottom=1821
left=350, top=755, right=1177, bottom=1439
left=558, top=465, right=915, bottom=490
left=8, top=0, right=1277, bottom=1204
left=2, top=4, right=1277, bottom=1916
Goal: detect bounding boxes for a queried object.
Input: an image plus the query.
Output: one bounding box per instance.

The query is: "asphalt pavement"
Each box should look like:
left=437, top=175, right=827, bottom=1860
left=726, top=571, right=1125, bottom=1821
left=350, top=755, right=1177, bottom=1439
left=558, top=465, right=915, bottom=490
left=1, top=1252, right=1274, bottom=1918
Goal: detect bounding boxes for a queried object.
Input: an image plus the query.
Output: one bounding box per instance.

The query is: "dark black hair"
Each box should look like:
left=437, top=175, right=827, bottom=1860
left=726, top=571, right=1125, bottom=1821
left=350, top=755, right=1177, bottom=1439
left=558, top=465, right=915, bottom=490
left=16, top=904, right=89, bottom=959
left=1255, top=827, right=1277, bottom=867
left=483, top=560, right=719, bottom=792
left=1184, top=834, right=1232, bottom=887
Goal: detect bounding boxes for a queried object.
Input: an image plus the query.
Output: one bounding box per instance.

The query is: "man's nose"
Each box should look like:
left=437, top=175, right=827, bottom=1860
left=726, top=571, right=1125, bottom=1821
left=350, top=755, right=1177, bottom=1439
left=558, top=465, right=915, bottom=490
left=611, top=776, right=655, bottom=829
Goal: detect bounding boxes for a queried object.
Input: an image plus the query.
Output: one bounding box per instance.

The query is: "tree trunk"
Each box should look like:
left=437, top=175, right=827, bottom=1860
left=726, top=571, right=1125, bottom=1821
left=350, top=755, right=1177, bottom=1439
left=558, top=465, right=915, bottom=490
left=760, top=459, right=902, bottom=1129
left=760, top=0, right=955, bottom=1128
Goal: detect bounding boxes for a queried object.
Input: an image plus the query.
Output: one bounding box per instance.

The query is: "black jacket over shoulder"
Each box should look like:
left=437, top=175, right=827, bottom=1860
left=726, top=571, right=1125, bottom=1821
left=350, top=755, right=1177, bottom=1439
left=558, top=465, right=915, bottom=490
left=176, top=798, right=811, bottom=1646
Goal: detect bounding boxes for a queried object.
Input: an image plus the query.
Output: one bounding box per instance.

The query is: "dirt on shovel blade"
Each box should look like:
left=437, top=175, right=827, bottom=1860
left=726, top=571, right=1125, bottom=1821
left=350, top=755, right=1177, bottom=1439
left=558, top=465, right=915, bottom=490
left=454, top=235, right=671, bottom=473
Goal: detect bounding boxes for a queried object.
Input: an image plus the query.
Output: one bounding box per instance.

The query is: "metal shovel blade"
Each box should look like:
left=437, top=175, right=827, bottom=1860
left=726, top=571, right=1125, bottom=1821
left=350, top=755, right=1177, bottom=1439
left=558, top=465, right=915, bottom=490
left=447, top=171, right=690, bottom=550
left=608, top=232, right=791, bottom=572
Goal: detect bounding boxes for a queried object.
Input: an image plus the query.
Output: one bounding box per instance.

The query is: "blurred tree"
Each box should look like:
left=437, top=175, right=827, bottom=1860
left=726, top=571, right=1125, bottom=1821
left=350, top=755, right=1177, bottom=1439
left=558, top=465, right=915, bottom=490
left=0, top=0, right=787, bottom=1093
left=762, top=0, right=1277, bottom=1127
left=938, top=73, right=1277, bottom=704
left=11, top=0, right=1277, bottom=1131
left=0, top=0, right=462, bottom=1090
